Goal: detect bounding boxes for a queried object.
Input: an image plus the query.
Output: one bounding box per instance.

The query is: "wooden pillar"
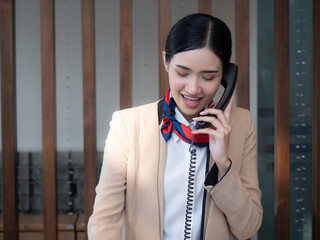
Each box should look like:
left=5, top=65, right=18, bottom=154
left=40, top=0, right=57, bottom=239
left=235, top=5, right=252, bottom=240
left=120, top=0, right=132, bottom=109
left=0, top=0, right=18, bottom=239
left=198, top=0, right=211, bottom=15
left=158, top=0, right=171, bottom=99
left=40, top=0, right=58, bottom=240
left=82, top=0, right=97, bottom=239
left=236, top=0, right=250, bottom=109
left=274, top=0, right=290, bottom=239
left=312, top=0, right=320, bottom=238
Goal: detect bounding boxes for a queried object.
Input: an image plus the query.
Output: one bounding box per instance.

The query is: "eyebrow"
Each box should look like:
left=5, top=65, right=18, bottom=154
left=175, top=64, right=219, bottom=73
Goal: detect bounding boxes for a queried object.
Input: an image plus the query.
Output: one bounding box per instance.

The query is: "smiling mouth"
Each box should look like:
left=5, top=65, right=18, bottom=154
left=182, top=94, right=202, bottom=103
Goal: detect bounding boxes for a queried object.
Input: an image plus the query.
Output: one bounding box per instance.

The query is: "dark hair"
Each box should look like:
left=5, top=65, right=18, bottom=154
left=165, top=13, right=232, bottom=67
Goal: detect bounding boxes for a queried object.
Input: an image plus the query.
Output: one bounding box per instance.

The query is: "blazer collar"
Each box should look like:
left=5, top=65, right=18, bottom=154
left=157, top=98, right=166, bottom=239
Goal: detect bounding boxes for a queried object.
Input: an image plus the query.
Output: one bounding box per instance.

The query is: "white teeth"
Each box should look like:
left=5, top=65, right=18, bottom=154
left=184, top=95, right=200, bottom=101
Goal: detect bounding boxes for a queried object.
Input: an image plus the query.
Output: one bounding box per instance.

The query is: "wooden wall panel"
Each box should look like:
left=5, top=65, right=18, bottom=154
left=313, top=0, right=320, bottom=238
left=235, top=5, right=252, bottom=240
left=236, top=0, right=250, bottom=109
left=40, top=0, right=57, bottom=239
left=81, top=1, right=97, bottom=239
left=158, top=0, right=170, bottom=99
left=274, top=0, right=290, bottom=239
left=198, top=0, right=211, bottom=15
left=0, top=0, right=19, bottom=239
left=120, top=0, right=132, bottom=109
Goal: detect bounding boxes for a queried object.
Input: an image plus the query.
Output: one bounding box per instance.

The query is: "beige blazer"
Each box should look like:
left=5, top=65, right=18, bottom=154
left=88, top=100, right=263, bottom=240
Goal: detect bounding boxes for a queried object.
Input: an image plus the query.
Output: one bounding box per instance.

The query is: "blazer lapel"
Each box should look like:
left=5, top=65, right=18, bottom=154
left=157, top=98, right=166, bottom=240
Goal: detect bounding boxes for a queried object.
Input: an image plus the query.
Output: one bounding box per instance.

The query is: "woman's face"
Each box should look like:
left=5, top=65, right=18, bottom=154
left=163, top=47, right=223, bottom=122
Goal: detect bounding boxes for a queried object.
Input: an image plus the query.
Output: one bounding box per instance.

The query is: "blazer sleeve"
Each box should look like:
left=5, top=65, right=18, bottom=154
left=87, top=111, right=128, bottom=240
left=204, top=109, right=263, bottom=239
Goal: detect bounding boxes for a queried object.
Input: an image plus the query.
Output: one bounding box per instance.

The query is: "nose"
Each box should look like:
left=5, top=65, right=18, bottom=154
left=185, top=77, right=201, bottom=95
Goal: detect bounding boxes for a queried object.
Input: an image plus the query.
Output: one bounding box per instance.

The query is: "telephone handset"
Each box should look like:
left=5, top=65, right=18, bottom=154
left=195, top=63, right=238, bottom=130
left=184, top=63, right=237, bottom=238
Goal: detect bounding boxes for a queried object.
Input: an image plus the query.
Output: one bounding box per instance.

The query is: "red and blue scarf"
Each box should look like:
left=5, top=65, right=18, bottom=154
left=161, top=89, right=214, bottom=148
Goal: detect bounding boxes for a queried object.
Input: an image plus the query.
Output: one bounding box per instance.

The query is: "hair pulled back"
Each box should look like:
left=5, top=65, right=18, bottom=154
left=165, top=13, right=232, bottom=67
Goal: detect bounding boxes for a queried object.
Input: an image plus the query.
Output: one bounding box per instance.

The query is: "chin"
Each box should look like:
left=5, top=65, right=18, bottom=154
left=181, top=108, right=201, bottom=121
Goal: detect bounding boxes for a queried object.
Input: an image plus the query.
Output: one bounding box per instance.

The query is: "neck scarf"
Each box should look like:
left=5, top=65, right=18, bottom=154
left=160, top=89, right=214, bottom=148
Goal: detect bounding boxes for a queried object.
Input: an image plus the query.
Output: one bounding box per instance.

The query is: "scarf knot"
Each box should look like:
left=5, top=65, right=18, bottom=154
left=160, top=89, right=213, bottom=148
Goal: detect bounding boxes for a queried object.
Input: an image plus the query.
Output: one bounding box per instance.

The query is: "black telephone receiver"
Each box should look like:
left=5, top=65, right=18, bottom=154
left=195, top=63, right=238, bottom=129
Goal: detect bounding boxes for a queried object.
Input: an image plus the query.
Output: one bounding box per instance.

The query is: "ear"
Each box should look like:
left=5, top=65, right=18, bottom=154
left=162, top=51, right=169, bottom=72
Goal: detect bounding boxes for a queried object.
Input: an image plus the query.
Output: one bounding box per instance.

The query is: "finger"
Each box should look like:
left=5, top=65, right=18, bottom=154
left=199, top=108, right=223, bottom=118
left=193, top=116, right=232, bottom=135
left=198, top=108, right=229, bottom=127
left=192, top=127, right=228, bottom=139
left=192, top=127, right=216, bottom=136
left=193, top=115, right=223, bottom=130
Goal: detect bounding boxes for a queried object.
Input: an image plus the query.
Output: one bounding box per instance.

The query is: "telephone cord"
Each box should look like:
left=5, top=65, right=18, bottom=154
left=183, top=135, right=197, bottom=239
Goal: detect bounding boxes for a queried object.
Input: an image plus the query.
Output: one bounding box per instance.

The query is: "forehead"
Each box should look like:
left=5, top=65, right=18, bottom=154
left=171, top=48, right=222, bottom=70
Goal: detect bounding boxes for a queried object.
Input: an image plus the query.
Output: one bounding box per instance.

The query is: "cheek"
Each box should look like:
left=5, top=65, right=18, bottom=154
left=168, top=74, right=183, bottom=90
left=203, top=81, right=221, bottom=97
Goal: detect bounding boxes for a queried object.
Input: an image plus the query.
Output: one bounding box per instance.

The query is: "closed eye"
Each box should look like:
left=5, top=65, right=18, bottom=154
left=177, top=71, right=189, bottom=77
left=202, top=75, right=215, bottom=81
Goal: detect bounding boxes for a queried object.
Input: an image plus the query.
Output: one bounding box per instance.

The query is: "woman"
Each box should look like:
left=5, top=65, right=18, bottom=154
left=88, top=13, right=262, bottom=240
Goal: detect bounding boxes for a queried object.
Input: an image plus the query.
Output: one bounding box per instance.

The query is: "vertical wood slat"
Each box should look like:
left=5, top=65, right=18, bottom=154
left=158, top=0, right=171, bottom=99
left=313, top=0, right=320, bottom=238
left=120, top=0, right=132, bottom=109
left=235, top=6, right=252, bottom=239
left=81, top=0, right=97, bottom=239
left=40, top=0, right=57, bottom=239
left=0, top=0, right=19, bottom=239
left=235, top=0, right=250, bottom=109
left=198, top=0, right=211, bottom=15
left=274, top=0, right=290, bottom=239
